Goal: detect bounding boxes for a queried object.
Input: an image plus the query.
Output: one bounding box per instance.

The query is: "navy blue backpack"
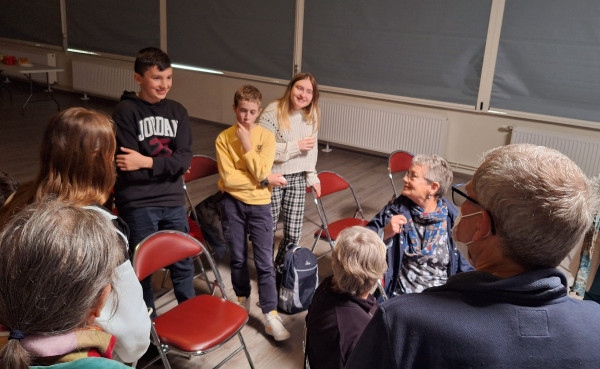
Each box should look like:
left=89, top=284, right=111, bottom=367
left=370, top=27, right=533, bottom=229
left=277, top=246, right=318, bottom=314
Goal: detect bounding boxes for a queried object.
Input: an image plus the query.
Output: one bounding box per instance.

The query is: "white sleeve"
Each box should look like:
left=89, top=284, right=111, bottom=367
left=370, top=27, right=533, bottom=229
left=95, top=260, right=151, bottom=363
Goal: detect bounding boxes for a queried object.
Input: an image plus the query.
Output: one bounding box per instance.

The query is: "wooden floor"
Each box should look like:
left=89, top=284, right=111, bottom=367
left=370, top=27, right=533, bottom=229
left=0, top=81, right=470, bottom=368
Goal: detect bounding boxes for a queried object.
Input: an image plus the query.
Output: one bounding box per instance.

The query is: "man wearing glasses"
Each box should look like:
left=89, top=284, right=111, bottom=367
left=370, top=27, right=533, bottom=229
left=348, top=144, right=600, bottom=368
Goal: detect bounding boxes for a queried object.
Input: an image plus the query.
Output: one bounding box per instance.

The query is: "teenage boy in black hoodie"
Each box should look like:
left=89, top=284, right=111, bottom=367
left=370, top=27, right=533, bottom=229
left=113, top=47, right=194, bottom=316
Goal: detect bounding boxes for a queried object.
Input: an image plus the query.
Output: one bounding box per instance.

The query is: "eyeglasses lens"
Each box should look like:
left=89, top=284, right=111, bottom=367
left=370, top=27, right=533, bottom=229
left=452, top=185, right=467, bottom=207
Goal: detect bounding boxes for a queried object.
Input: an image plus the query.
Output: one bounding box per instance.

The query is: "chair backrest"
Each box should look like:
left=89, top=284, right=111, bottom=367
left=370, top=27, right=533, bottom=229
left=388, top=150, right=414, bottom=174
left=183, top=155, right=219, bottom=227
left=315, top=171, right=351, bottom=199
left=184, top=155, right=218, bottom=183
left=388, top=150, right=414, bottom=200
left=133, top=231, right=212, bottom=281
left=309, top=171, right=366, bottom=256
left=313, top=170, right=364, bottom=219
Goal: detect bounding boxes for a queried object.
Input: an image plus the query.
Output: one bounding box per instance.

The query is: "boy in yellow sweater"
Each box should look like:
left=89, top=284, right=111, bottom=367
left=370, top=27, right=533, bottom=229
left=215, top=85, right=289, bottom=341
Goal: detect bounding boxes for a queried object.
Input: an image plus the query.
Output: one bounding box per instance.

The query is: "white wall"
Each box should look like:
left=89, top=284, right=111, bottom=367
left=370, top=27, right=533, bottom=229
left=4, top=39, right=600, bottom=175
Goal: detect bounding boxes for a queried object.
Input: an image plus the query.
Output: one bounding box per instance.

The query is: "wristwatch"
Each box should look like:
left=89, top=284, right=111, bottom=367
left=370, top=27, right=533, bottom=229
left=260, top=178, right=270, bottom=187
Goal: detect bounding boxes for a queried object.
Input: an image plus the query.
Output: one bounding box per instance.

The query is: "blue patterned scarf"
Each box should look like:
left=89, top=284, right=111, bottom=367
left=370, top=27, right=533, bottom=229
left=405, top=200, right=448, bottom=256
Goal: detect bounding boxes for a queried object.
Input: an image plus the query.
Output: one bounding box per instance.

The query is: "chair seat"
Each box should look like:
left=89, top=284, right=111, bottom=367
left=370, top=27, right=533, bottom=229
left=188, top=216, right=205, bottom=244
left=153, top=295, right=248, bottom=352
left=315, top=218, right=368, bottom=240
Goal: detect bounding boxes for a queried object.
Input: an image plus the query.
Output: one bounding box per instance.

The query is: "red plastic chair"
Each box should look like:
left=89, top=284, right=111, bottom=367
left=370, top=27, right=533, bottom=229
left=184, top=154, right=219, bottom=238
left=133, top=231, right=254, bottom=369
left=183, top=155, right=219, bottom=291
left=309, top=171, right=368, bottom=258
left=158, top=154, right=219, bottom=295
left=388, top=150, right=414, bottom=201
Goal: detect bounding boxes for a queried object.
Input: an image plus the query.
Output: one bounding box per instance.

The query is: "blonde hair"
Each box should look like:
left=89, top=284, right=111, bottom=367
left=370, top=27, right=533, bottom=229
left=332, top=226, right=387, bottom=296
left=0, top=108, right=116, bottom=223
left=276, top=72, right=320, bottom=131
left=0, top=201, right=121, bottom=369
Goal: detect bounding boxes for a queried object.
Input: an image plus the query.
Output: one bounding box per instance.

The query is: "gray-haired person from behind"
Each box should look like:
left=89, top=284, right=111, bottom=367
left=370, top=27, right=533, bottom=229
left=305, top=226, right=387, bottom=369
left=347, top=144, right=600, bottom=369
left=0, top=201, right=130, bottom=369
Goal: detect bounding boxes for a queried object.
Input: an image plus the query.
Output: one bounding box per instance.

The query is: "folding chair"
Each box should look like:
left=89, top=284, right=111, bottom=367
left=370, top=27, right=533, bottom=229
left=309, top=171, right=368, bottom=258
left=133, top=230, right=254, bottom=369
left=377, top=279, right=388, bottom=301
left=184, top=154, right=219, bottom=231
left=388, top=150, right=414, bottom=201
left=157, top=154, right=219, bottom=295
left=183, top=155, right=219, bottom=292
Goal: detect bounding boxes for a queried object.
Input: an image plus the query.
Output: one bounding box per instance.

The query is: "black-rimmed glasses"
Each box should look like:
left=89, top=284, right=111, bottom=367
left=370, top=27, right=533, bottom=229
left=451, top=183, right=496, bottom=235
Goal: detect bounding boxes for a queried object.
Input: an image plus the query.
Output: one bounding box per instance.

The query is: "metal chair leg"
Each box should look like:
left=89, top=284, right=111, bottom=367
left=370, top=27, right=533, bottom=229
left=238, top=332, right=255, bottom=369
left=193, top=254, right=213, bottom=294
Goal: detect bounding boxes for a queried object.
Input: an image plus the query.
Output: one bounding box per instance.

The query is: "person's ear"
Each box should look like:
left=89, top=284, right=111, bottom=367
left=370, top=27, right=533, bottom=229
left=472, top=211, right=492, bottom=241
left=87, top=284, right=112, bottom=325
left=232, top=103, right=237, bottom=113
left=134, top=73, right=143, bottom=85
left=428, top=181, right=440, bottom=198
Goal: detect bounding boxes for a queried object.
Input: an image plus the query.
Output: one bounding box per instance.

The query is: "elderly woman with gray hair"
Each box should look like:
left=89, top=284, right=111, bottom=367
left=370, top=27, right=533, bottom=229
left=366, top=154, right=472, bottom=298
left=305, top=226, right=387, bottom=369
left=347, top=144, right=600, bottom=368
left=0, top=201, right=130, bottom=368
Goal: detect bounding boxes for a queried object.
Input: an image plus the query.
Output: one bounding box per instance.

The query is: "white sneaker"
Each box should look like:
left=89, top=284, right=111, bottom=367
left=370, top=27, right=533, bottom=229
left=237, top=296, right=250, bottom=312
left=264, top=310, right=290, bottom=341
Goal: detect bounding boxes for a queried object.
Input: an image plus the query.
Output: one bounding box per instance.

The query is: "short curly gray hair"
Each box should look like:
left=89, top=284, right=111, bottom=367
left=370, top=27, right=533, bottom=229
left=412, top=154, right=453, bottom=199
left=332, top=226, right=387, bottom=296
left=472, top=144, right=598, bottom=269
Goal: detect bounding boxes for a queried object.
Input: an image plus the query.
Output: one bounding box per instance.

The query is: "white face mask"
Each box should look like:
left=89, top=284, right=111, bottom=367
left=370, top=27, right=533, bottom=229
left=451, top=209, right=483, bottom=265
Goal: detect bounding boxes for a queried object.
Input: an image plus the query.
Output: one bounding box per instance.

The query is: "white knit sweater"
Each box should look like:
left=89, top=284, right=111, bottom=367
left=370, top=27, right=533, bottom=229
left=258, top=101, right=320, bottom=186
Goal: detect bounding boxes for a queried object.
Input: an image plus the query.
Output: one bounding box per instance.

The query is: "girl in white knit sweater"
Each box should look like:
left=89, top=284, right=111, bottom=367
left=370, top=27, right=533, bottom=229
left=259, top=72, right=321, bottom=266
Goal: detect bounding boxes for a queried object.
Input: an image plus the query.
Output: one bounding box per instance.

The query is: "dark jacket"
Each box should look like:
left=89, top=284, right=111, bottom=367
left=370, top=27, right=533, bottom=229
left=194, top=191, right=228, bottom=259
left=366, top=195, right=472, bottom=297
left=113, top=91, right=192, bottom=211
left=346, top=268, right=600, bottom=369
left=305, top=276, right=377, bottom=369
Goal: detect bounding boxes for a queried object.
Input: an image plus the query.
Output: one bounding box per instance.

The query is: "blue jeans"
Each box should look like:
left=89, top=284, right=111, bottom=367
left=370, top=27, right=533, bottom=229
left=120, top=206, right=195, bottom=316
left=221, top=193, right=278, bottom=313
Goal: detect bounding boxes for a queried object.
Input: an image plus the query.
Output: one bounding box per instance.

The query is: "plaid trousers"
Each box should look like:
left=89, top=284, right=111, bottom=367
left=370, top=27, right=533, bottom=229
left=271, top=172, right=307, bottom=266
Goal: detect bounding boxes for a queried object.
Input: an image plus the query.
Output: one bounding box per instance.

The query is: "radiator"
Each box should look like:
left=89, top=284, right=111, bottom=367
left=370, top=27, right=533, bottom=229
left=510, top=126, right=600, bottom=177
left=72, top=59, right=138, bottom=99
left=319, top=98, right=448, bottom=156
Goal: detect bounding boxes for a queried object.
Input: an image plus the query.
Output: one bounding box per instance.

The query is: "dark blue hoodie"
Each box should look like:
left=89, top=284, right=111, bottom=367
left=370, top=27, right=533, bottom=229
left=347, top=268, right=600, bottom=369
